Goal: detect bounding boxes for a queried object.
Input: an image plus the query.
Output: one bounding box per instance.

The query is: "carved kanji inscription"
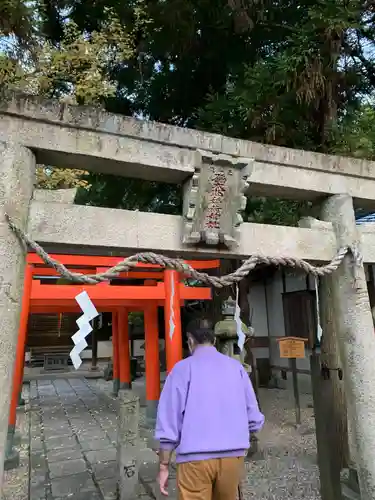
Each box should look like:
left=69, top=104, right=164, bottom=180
left=183, top=150, right=251, bottom=248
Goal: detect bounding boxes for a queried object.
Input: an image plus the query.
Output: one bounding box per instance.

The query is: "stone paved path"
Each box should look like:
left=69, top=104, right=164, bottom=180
left=30, top=378, right=119, bottom=500
left=27, top=377, right=172, bottom=500
left=4, top=377, right=321, bottom=500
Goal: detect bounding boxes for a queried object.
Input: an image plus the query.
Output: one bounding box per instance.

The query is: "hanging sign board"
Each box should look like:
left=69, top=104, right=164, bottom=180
left=277, top=336, right=307, bottom=359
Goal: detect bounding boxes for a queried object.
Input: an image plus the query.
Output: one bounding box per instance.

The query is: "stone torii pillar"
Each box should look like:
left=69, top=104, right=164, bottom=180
left=0, top=143, right=35, bottom=493
left=322, top=194, right=375, bottom=500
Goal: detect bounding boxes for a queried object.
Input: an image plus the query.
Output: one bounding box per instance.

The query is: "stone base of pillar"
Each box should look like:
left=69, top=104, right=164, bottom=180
left=147, top=435, right=160, bottom=453
left=4, top=426, right=20, bottom=471
left=245, top=435, right=264, bottom=461
left=4, top=448, right=20, bottom=471
left=112, top=379, right=120, bottom=397
left=13, top=432, right=21, bottom=446
left=103, top=362, right=113, bottom=381
left=341, top=467, right=361, bottom=500
left=146, top=400, right=158, bottom=430
left=90, top=365, right=99, bottom=372
left=119, top=382, right=131, bottom=391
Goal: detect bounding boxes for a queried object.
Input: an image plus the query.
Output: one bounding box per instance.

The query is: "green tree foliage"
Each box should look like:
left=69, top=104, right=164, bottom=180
left=1, top=0, right=375, bottom=223
left=0, top=0, right=33, bottom=40
left=0, top=0, right=148, bottom=189
left=72, top=0, right=375, bottom=222
left=75, top=175, right=182, bottom=215
left=333, top=105, right=375, bottom=160
left=198, top=1, right=375, bottom=151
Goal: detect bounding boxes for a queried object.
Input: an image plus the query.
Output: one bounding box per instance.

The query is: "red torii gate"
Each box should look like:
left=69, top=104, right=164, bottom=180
left=8, top=253, right=218, bottom=446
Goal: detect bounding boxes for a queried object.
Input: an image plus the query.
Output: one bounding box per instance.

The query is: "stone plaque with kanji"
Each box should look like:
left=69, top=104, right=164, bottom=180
left=182, top=150, right=252, bottom=248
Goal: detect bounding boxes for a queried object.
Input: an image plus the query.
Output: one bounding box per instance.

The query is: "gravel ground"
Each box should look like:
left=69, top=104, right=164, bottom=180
left=243, top=388, right=320, bottom=500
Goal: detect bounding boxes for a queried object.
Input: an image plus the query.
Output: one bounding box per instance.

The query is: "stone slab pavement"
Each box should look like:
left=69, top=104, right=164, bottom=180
left=3, top=377, right=321, bottom=500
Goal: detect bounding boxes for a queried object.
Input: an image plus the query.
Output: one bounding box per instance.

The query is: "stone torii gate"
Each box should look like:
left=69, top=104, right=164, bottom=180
left=2, top=95, right=375, bottom=499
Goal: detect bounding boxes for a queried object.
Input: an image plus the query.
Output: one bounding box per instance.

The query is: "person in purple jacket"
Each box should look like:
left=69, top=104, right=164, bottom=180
left=155, top=317, right=264, bottom=499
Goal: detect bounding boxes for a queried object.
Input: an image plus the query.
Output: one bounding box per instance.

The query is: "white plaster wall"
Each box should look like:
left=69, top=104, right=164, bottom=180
left=81, top=338, right=166, bottom=360
left=133, top=339, right=165, bottom=358
left=247, top=283, right=269, bottom=360
left=81, top=340, right=114, bottom=360
left=265, top=271, right=288, bottom=369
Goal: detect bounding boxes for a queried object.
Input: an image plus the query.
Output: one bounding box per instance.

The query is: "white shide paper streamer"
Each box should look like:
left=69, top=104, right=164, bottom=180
left=315, top=277, right=323, bottom=344
left=235, top=285, right=246, bottom=351
left=70, top=291, right=99, bottom=370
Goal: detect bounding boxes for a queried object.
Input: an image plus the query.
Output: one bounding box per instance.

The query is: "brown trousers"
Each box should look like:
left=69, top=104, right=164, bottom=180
left=177, top=457, right=244, bottom=500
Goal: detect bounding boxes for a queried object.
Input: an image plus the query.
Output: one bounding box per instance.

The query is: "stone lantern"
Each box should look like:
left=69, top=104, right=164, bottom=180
left=214, top=296, right=253, bottom=375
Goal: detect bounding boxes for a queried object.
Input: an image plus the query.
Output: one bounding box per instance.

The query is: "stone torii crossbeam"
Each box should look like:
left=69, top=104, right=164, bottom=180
left=1, top=94, right=375, bottom=499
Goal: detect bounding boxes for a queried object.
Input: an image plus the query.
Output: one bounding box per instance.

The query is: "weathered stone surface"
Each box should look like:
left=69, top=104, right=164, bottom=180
left=97, top=477, right=118, bottom=500
left=79, top=438, right=112, bottom=451
left=0, top=113, right=197, bottom=183
left=50, top=472, right=96, bottom=497
left=33, top=188, right=77, bottom=204
left=0, top=143, right=35, bottom=492
left=3, top=93, right=375, bottom=204
left=44, top=435, right=79, bottom=451
left=118, top=391, right=140, bottom=500
left=91, top=461, right=117, bottom=480
left=47, top=448, right=83, bottom=463
left=182, top=150, right=249, bottom=248
left=55, top=493, right=102, bottom=500
left=28, top=200, right=340, bottom=261
left=49, top=458, right=87, bottom=478
left=85, top=448, right=117, bottom=464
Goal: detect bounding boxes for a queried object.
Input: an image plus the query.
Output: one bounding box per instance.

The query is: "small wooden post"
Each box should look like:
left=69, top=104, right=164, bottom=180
left=277, top=337, right=306, bottom=426
left=290, top=358, right=301, bottom=425
left=117, top=390, right=140, bottom=500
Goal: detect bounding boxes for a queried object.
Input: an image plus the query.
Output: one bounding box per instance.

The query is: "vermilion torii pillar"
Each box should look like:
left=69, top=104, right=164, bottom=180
left=144, top=305, right=160, bottom=426
left=5, top=264, right=33, bottom=470
left=164, top=270, right=183, bottom=372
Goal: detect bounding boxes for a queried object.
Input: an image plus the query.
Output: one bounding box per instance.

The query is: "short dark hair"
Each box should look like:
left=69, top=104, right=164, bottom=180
left=186, top=318, right=215, bottom=345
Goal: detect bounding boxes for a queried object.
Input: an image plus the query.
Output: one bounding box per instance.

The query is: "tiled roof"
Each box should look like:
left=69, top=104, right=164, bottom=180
left=356, top=213, right=375, bottom=225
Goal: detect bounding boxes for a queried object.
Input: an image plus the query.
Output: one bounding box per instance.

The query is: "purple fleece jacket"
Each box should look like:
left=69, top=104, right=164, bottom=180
left=154, top=345, right=264, bottom=463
